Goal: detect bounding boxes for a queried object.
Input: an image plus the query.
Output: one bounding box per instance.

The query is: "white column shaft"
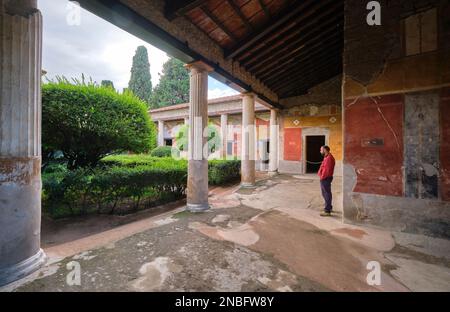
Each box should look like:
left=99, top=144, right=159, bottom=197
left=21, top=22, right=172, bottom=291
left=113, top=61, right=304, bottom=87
left=269, top=109, right=279, bottom=174
left=158, top=120, right=165, bottom=146
left=0, top=2, right=46, bottom=286
left=185, top=62, right=211, bottom=212
left=241, top=93, right=256, bottom=186
left=220, top=114, right=228, bottom=159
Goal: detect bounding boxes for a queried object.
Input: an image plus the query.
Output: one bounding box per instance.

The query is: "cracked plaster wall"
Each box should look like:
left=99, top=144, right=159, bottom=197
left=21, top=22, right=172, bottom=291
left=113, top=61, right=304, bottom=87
left=342, top=0, right=450, bottom=238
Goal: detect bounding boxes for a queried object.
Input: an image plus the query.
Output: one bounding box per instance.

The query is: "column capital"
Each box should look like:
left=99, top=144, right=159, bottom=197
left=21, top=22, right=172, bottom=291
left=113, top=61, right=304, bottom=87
left=4, top=0, right=38, bottom=16
left=241, top=91, right=256, bottom=98
left=184, top=60, right=214, bottom=73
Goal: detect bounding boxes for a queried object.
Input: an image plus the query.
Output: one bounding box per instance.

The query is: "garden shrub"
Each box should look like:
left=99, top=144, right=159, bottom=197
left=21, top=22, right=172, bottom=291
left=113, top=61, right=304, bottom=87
left=42, top=78, right=156, bottom=169
left=174, top=123, right=221, bottom=155
left=208, top=160, right=241, bottom=185
left=42, top=155, right=241, bottom=219
left=42, top=163, right=187, bottom=218
left=150, top=146, right=174, bottom=158
left=101, top=154, right=188, bottom=169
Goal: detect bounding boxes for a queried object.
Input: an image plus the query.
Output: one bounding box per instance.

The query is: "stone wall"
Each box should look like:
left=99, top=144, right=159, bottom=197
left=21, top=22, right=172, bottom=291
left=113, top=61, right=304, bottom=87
left=343, top=0, right=450, bottom=238
left=278, top=76, right=343, bottom=175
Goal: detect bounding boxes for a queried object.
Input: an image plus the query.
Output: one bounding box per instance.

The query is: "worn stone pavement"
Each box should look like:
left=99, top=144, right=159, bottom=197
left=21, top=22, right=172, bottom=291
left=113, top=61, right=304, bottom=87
left=2, top=174, right=450, bottom=292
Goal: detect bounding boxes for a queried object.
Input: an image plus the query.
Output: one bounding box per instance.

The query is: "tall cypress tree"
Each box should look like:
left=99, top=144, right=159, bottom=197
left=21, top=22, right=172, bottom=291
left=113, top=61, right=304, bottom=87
left=128, top=46, right=152, bottom=105
left=101, top=80, right=115, bottom=90
left=150, top=57, right=189, bottom=109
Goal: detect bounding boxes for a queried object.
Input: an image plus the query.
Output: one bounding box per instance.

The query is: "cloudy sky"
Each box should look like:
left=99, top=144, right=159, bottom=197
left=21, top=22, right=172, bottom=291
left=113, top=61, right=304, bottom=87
left=39, top=0, right=238, bottom=99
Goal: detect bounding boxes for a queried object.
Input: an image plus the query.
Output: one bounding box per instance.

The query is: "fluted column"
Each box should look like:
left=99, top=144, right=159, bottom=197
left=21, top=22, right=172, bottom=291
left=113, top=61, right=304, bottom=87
left=241, top=92, right=256, bottom=187
left=220, top=114, right=228, bottom=159
left=268, top=109, right=279, bottom=176
left=0, top=0, right=46, bottom=286
left=185, top=61, right=212, bottom=212
left=158, top=120, right=165, bottom=146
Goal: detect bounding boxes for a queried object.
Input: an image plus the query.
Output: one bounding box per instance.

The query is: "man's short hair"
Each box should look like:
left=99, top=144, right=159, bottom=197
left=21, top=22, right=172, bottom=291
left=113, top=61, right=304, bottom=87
left=322, top=145, right=331, bottom=152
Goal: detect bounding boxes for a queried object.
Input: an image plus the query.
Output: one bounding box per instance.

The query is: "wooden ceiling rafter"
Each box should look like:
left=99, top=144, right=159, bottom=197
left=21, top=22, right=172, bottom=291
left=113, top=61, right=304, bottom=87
left=224, top=0, right=318, bottom=59
left=258, top=0, right=271, bottom=19
left=168, top=0, right=345, bottom=102
left=252, top=29, right=343, bottom=78
left=273, top=64, right=342, bottom=96
left=164, top=0, right=208, bottom=20
left=256, top=33, right=343, bottom=80
left=242, top=3, right=344, bottom=69
left=236, top=0, right=338, bottom=64
left=226, top=0, right=254, bottom=33
left=270, top=60, right=342, bottom=94
left=268, top=50, right=343, bottom=85
left=269, top=65, right=341, bottom=97
left=279, top=68, right=342, bottom=98
left=200, top=4, right=238, bottom=43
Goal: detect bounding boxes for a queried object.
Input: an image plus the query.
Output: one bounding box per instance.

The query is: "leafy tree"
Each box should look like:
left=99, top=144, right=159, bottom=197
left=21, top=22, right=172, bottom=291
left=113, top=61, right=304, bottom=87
left=128, top=46, right=152, bottom=105
left=150, top=57, right=189, bottom=108
left=42, top=78, right=156, bottom=169
left=174, top=123, right=221, bottom=156
left=101, top=80, right=115, bottom=90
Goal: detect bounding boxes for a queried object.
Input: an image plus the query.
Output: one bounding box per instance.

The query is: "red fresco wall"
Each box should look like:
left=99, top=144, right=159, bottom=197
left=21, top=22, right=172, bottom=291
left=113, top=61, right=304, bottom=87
left=441, top=88, right=450, bottom=201
left=344, top=94, right=404, bottom=196
left=284, top=128, right=302, bottom=161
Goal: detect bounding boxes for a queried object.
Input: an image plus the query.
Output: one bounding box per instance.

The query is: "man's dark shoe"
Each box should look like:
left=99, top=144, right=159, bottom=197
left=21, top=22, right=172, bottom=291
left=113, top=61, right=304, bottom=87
left=320, top=211, right=332, bottom=217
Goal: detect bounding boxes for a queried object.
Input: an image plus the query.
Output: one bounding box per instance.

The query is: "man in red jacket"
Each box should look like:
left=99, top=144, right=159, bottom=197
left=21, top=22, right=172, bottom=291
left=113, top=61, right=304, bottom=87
left=318, top=145, right=335, bottom=217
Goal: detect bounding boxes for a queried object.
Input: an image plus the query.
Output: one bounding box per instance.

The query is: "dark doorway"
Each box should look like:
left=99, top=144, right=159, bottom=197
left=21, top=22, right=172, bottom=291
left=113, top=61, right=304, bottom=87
left=306, top=136, right=325, bottom=173
left=164, top=139, right=173, bottom=146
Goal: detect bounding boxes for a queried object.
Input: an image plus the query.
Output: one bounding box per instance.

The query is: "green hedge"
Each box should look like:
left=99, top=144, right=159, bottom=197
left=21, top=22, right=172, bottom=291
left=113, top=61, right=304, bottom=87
left=101, top=154, right=187, bottom=169
left=43, top=156, right=241, bottom=219
left=42, top=163, right=187, bottom=218
left=208, top=160, right=241, bottom=185
left=150, top=146, right=174, bottom=158
left=102, top=155, right=241, bottom=185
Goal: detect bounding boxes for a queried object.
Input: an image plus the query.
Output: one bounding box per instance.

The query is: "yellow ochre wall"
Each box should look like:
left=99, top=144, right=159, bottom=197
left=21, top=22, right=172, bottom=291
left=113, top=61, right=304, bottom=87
left=283, top=115, right=343, bottom=161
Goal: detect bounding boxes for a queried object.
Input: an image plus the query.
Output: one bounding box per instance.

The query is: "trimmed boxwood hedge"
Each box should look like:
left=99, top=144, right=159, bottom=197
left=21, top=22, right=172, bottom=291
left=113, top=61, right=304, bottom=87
left=150, top=146, right=173, bottom=158
left=43, top=156, right=241, bottom=218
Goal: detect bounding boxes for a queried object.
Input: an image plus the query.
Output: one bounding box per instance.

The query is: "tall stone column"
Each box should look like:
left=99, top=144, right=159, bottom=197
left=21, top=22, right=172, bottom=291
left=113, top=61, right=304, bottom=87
left=241, top=92, right=256, bottom=187
left=268, top=109, right=279, bottom=175
left=220, top=114, right=228, bottom=159
left=0, top=0, right=46, bottom=286
left=185, top=61, right=212, bottom=212
left=158, top=120, right=165, bottom=146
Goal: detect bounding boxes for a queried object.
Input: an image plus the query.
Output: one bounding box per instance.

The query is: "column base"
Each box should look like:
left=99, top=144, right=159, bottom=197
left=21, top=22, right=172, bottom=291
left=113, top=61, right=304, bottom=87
left=268, top=171, right=279, bottom=177
left=0, top=249, right=46, bottom=287
left=240, top=182, right=257, bottom=188
left=186, top=203, right=210, bottom=213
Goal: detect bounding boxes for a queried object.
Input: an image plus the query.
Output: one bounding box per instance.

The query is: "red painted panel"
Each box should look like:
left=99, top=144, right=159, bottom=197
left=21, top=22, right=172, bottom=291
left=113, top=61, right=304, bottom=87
left=441, top=88, right=450, bottom=201
left=344, top=94, right=404, bottom=197
left=284, top=128, right=302, bottom=161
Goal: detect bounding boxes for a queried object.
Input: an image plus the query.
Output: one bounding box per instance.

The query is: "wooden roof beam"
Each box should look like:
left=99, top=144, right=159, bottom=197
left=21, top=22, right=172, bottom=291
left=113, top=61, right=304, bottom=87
left=249, top=21, right=343, bottom=75
left=164, top=0, right=207, bottom=20
left=267, top=54, right=342, bottom=89
left=237, top=0, right=339, bottom=64
left=242, top=4, right=343, bottom=68
left=200, top=4, right=238, bottom=42
left=226, top=0, right=254, bottom=33
left=224, top=0, right=316, bottom=59
left=269, top=59, right=342, bottom=91
left=256, top=36, right=343, bottom=80
left=258, top=0, right=271, bottom=19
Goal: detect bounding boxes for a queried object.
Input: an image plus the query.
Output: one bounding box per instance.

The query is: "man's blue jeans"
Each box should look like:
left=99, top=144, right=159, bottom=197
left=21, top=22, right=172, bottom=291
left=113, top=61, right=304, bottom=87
left=320, top=177, right=333, bottom=213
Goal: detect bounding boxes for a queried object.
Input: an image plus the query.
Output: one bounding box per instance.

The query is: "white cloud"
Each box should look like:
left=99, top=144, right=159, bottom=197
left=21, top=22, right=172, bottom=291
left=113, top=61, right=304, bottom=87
left=39, top=0, right=235, bottom=97
left=208, top=88, right=239, bottom=99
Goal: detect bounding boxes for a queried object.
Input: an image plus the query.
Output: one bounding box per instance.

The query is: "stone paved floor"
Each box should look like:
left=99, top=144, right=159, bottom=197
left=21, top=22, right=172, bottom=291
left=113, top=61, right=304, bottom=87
left=3, top=174, right=450, bottom=292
